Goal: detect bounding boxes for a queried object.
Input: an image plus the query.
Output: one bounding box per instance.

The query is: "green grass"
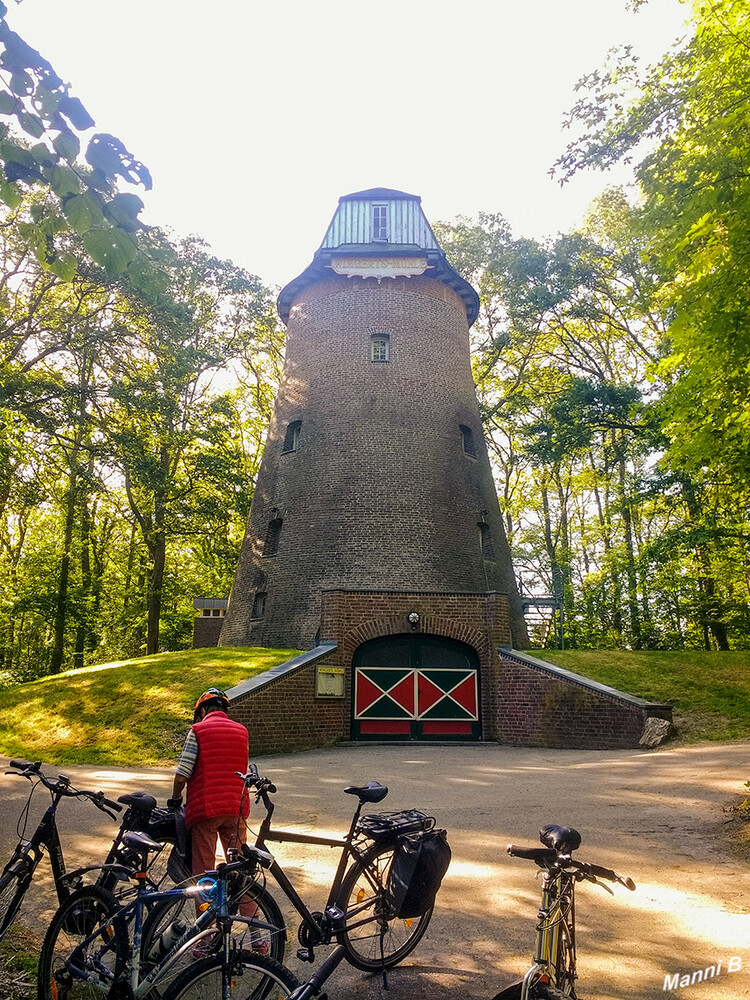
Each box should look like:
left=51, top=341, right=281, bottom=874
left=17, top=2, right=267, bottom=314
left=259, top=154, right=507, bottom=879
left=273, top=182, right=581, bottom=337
left=0, top=924, right=39, bottom=1000
left=0, top=647, right=300, bottom=766
left=535, top=649, right=750, bottom=743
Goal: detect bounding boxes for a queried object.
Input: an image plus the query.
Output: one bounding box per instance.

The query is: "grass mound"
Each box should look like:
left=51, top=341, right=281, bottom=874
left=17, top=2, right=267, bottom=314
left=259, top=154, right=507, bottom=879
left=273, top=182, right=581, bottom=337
left=536, top=649, right=750, bottom=743
left=0, top=647, right=300, bottom=766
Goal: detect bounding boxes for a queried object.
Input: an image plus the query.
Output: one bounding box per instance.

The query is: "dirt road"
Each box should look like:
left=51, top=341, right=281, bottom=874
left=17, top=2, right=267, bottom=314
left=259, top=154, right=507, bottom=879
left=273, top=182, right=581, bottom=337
left=1, top=742, right=748, bottom=999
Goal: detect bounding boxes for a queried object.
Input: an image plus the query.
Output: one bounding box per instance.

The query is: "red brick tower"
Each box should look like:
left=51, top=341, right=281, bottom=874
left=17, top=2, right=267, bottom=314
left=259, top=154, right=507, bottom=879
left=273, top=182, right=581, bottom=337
left=221, top=188, right=527, bottom=651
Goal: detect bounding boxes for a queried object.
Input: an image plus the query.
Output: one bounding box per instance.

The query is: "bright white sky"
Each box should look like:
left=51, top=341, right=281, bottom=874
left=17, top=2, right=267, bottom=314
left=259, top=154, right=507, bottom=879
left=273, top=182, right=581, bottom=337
left=7, top=0, right=690, bottom=289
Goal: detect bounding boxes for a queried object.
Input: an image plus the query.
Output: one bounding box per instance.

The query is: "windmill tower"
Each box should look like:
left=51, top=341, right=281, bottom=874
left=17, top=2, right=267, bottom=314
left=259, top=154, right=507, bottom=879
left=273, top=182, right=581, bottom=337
left=221, top=188, right=527, bottom=659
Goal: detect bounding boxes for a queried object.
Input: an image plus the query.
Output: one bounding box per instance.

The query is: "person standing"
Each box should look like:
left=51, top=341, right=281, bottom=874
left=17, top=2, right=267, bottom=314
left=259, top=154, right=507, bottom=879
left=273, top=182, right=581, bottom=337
left=169, top=687, right=250, bottom=876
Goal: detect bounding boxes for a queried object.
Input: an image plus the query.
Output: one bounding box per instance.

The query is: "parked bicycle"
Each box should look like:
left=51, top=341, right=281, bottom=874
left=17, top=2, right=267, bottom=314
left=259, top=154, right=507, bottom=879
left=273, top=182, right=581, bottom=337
left=37, top=831, right=300, bottom=1000
left=243, top=765, right=449, bottom=973
left=0, top=758, right=183, bottom=943
left=492, top=824, right=635, bottom=1000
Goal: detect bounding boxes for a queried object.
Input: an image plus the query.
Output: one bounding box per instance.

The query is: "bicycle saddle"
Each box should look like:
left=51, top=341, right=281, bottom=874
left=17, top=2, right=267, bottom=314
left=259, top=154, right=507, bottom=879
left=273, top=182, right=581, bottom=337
left=344, top=781, right=388, bottom=804
left=539, top=824, right=581, bottom=854
left=118, top=792, right=157, bottom=812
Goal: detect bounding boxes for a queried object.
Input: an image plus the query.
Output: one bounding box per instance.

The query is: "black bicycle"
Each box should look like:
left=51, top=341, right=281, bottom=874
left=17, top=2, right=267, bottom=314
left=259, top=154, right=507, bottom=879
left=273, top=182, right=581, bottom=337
left=0, top=758, right=183, bottom=942
left=492, top=824, right=635, bottom=1000
left=243, top=765, right=443, bottom=973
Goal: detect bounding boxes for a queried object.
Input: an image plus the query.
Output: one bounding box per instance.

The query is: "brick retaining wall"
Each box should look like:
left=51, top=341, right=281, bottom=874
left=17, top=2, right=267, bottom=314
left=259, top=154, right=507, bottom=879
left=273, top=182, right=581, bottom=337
left=226, top=591, right=671, bottom=754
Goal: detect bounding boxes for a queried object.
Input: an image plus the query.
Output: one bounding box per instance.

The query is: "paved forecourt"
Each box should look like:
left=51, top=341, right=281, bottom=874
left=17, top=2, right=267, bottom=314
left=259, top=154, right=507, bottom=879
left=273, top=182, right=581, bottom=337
left=1, top=742, right=748, bottom=999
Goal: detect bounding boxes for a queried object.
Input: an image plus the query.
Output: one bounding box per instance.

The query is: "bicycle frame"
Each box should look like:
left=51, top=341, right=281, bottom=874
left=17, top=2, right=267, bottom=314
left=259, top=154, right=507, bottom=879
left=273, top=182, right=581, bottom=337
left=522, top=867, right=577, bottom=999
left=253, top=786, right=373, bottom=946
left=4, top=787, right=81, bottom=904
left=65, top=858, right=277, bottom=999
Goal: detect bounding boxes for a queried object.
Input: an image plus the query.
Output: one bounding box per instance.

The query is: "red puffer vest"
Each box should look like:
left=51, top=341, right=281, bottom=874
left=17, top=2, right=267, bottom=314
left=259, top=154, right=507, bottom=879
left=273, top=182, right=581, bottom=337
left=185, top=711, right=250, bottom=829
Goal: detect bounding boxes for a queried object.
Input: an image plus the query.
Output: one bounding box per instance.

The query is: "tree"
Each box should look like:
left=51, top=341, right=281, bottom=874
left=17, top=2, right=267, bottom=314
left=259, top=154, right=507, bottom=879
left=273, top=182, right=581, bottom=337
left=99, top=235, right=280, bottom=655
left=0, top=2, right=155, bottom=285
left=555, top=0, right=750, bottom=486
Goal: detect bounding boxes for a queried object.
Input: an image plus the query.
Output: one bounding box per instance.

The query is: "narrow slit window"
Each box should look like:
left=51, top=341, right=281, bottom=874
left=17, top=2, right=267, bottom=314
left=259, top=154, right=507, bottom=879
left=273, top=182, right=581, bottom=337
left=479, top=522, right=496, bottom=560
left=461, top=424, right=477, bottom=457
left=251, top=592, right=267, bottom=619
left=372, top=205, right=388, bottom=241
left=282, top=420, right=302, bottom=453
left=263, top=518, right=282, bottom=556
left=371, top=335, right=390, bottom=363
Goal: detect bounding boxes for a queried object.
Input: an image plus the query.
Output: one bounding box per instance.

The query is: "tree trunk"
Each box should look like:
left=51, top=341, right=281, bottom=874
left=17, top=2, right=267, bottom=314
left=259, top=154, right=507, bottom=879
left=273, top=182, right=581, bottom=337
left=50, top=467, right=77, bottom=674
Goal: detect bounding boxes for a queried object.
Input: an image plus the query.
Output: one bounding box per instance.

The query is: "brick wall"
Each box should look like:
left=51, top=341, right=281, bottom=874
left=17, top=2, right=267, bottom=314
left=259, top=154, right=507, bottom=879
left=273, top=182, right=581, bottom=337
left=229, top=646, right=346, bottom=755
left=227, top=592, right=670, bottom=754
left=495, top=649, right=672, bottom=749
left=193, top=616, right=224, bottom=648
left=221, top=272, right=527, bottom=652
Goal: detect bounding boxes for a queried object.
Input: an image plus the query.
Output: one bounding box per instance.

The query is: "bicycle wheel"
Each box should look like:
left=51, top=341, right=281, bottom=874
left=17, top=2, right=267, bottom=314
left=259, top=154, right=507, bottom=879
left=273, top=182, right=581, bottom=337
left=335, top=841, right=433, bottom=971
left=532, top=985, right=576, bottom=1000
left=142, top=879, right=286, bottom=969
left=161, top=949, right=300, bottom=1000
left=0, top=862, right=32, bottom=942
left=37, top=884, right=126, bottom=1000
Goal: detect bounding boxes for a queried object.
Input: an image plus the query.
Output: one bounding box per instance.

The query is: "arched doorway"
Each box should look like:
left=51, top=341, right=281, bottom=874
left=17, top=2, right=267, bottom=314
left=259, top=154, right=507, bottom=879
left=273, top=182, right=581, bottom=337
left=352, top=634, right=481, bottom=741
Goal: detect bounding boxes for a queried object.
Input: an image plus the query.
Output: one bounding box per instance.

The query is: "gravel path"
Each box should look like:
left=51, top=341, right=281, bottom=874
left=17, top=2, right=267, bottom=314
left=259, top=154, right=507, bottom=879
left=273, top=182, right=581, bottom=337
left=1, top=742, right=748, bottom=999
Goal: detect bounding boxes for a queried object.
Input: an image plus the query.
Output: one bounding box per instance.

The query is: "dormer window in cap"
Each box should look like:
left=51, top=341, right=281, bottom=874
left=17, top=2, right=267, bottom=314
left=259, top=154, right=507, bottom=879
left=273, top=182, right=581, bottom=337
left=372, top=204, right=388, bottom=242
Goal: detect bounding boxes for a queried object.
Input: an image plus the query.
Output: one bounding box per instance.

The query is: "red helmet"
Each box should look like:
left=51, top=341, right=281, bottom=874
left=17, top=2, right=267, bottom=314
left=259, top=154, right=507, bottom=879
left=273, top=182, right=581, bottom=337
left=193, top=688, right=229, bottom=722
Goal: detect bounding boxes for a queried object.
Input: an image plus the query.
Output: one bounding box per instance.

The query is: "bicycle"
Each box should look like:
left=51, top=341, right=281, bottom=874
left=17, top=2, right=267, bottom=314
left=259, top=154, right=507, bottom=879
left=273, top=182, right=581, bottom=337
left=241, top=764, right=440, bottom=973
left=37, top=830, right=300, bottom=1000
left=0, top=758, right=183, bottom=943
left=492, top=824, right=636, bottom=1000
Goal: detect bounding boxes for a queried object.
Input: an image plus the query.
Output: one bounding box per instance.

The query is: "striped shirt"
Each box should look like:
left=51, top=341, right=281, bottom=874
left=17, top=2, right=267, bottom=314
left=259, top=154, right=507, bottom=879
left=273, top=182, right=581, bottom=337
left=175, top=729, right=199, bottom=778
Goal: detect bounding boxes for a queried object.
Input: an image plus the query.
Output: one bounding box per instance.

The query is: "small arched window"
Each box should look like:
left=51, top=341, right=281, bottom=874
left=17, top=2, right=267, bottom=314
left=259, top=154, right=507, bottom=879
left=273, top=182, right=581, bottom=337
left=461, top=424, right=477, bottom=457
left=282, top=420, right=302, bottom=453
left=371, top=334, right=390, bottom=363
left=251, top=592, right=267, bottom=619
left=263, top=518, right=282, bottom=556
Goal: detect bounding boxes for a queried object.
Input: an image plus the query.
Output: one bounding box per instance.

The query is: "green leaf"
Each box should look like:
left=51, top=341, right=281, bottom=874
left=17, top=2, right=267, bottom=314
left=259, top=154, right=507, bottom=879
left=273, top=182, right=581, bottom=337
left=103, top=192, right=144, bottom=232
left=83, top=226, right=138, bottom=276
left=126, top=256, right=170, bottom=298
left=61, top=191, right=105, bottom=234
left=46, top=250, right=77, bottom=281
left=52, top=130, right=80, bottom=163
left=9, top=69, right=33, bottom=96
left=30, top=142, right=56, bottom=169
left=58, top=94, right=95, bottom=131
left=0, top=91, right=19, bottom=115
left=32, top=82, right=63, bottom=118
left=0, top=180, right=21, bottom=208
left=17, top=111, right=44, bottom=139
left=50, top=164, right=81, bottom=198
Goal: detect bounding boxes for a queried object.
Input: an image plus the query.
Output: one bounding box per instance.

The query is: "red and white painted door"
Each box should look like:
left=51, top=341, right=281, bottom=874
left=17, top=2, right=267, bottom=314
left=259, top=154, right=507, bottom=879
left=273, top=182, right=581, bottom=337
left=352, top=635, right=481, bottom=741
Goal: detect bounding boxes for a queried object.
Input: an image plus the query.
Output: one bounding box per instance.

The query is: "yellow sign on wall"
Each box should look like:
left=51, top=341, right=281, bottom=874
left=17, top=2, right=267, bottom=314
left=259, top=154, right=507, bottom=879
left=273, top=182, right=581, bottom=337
left=316, top=665, right=345, bottom=698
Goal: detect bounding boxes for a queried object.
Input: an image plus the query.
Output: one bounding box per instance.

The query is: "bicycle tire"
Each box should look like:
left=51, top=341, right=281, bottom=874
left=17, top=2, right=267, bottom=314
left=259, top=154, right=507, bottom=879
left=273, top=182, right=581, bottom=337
left=0, top=862, right=32, bottom=942
left=532, top=984, right=576, bottom=1000
left=141, top=878, right=286, bottom=973
left=161, top=948, right=300, bottom=1000
left=335, top=840, right=433, bottom=972
left=37, top=884, right=126, bottom=1000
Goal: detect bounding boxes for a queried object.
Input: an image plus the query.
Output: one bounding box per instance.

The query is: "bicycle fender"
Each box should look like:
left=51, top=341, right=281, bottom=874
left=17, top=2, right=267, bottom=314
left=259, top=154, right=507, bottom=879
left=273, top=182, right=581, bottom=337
left=491, top=981, right=522, bottom=1000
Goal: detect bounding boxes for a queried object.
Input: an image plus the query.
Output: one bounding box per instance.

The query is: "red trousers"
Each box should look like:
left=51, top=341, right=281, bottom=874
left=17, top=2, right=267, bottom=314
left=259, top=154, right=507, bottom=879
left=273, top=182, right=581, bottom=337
left=190, top=814, right=257, bottom=919
left=190, top=813, right=246, bottom=877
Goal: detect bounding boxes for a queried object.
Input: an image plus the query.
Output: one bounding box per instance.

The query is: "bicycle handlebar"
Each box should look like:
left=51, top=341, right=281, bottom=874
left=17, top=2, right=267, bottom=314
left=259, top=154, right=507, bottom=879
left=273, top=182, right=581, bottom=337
left=238, top=766, right=277, bottom=796
left=6, top=759, right=122, bottom=817
left=507, top=843, right=635, bottom=890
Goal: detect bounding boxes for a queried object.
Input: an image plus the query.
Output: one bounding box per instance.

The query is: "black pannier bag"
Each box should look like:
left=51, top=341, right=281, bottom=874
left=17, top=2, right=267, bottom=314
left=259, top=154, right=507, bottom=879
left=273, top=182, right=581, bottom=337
left=388, top=828, right=451, bottom=918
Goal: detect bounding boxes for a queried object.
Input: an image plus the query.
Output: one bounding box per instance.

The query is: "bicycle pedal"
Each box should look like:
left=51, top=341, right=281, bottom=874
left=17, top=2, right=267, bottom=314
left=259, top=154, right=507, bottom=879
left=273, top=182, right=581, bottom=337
left=296, top=947, right=315, bottom=963
left=325, top=905, right=344, bottom=922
